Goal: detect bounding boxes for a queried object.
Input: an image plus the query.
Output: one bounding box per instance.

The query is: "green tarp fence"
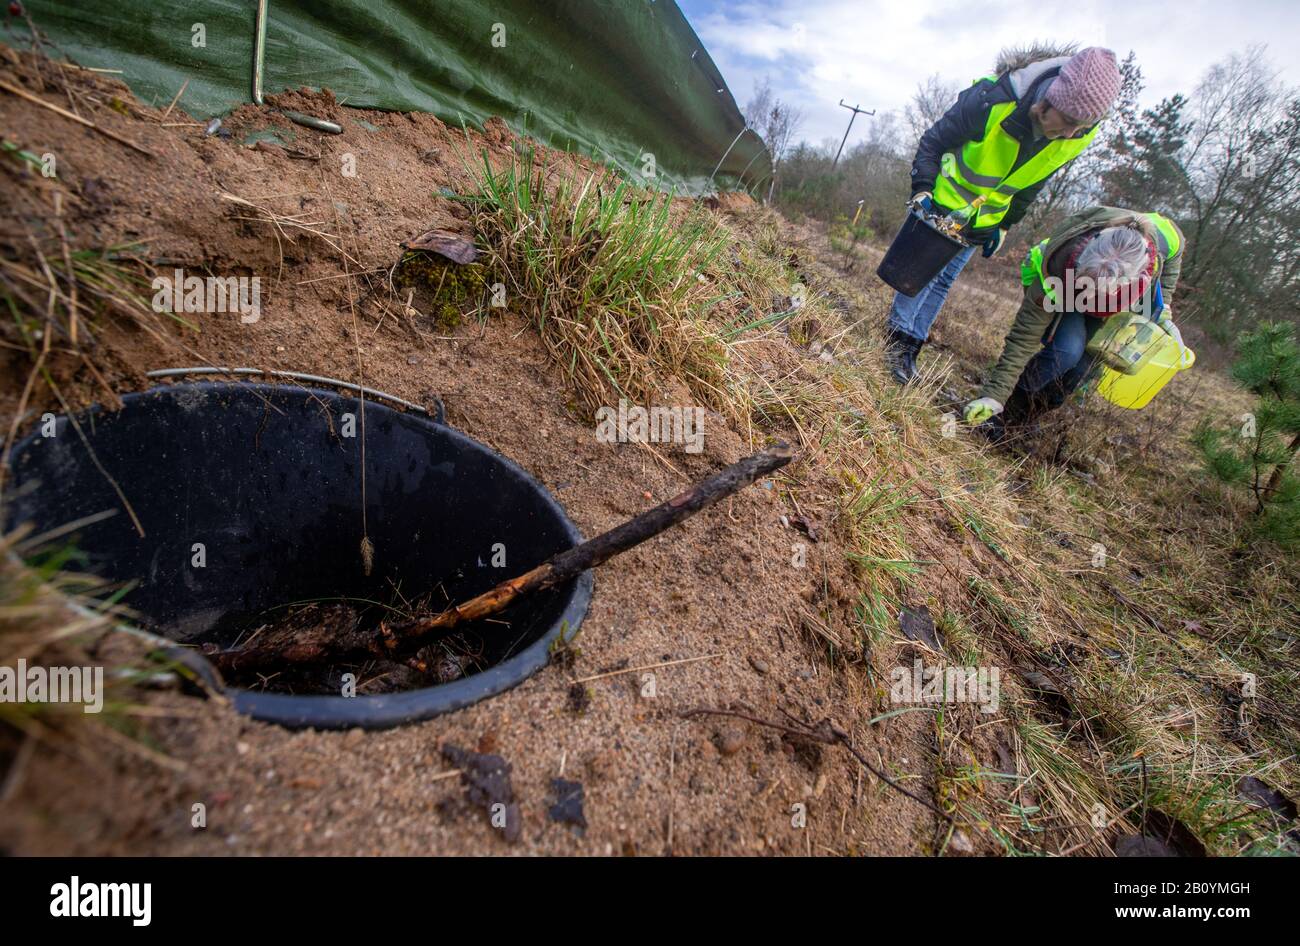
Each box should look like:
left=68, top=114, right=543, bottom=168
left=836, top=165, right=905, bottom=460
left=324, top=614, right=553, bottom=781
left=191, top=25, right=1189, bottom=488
left=21, top=0, right=772, bottom=195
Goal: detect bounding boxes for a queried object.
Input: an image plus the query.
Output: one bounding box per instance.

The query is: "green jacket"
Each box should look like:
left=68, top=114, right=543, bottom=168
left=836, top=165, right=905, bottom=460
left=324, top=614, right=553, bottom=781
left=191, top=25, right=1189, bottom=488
left=979, top=205, right=1185, bottom=405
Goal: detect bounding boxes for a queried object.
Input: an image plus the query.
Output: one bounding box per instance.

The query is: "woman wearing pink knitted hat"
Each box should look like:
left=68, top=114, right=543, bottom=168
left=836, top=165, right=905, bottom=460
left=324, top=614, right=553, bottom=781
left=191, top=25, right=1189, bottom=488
left=885, top=45, right=1123, bottom=384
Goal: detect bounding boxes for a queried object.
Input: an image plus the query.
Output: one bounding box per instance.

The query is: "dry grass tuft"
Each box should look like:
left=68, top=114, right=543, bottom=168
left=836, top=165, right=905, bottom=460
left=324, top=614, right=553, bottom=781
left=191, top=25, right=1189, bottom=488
left=466, top=148, right=745, bottom=420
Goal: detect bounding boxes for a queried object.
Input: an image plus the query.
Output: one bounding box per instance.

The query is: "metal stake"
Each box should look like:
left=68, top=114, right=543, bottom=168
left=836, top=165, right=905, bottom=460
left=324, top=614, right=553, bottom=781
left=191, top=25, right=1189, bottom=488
left=250, top=1, right=342, bottom=134
left=252, top=0, right=268, bottom=105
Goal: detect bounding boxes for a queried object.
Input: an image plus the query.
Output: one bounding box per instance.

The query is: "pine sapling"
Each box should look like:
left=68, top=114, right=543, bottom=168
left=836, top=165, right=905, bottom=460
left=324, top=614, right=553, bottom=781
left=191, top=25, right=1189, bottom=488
left=1194, top=322, right=1300, bottom=546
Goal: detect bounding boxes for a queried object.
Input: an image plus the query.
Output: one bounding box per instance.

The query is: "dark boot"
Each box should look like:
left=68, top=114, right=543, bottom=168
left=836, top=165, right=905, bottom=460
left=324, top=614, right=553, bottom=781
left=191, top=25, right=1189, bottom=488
left=886, top=328, right=924, bottom=384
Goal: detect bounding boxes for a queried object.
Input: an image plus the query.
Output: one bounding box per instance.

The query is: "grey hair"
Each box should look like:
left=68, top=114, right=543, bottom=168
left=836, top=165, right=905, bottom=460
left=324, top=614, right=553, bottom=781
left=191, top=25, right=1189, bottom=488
left=1076, top=227, right=1150, bottom=281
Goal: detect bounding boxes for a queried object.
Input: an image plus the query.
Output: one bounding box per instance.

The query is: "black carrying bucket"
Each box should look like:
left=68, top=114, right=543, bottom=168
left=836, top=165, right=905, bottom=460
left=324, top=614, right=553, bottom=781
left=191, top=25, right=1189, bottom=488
left=3, top=382, right=592, bottom=729
left=876, top=208, right=967, bottom=297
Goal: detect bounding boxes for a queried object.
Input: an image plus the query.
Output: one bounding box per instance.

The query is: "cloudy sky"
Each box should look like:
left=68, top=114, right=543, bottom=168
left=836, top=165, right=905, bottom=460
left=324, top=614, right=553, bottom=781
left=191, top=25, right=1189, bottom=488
left=678, top=0, right=1300, bottom=147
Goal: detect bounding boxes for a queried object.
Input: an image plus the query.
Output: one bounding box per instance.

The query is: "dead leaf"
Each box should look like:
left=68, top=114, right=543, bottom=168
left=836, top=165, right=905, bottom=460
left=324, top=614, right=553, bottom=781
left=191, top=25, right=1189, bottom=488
left=791, top=514, right=819, bottom=542
left=899, top=606, right=942, bottom=652
left=1020, top=669, right=1061, bottom=694
left=404, top=228, right=478, bottom=264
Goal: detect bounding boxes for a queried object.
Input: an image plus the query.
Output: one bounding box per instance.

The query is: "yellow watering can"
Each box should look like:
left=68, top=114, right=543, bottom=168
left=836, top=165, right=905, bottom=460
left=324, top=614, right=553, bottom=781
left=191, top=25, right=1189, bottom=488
left=1090, top=314, right=1195, bottom=409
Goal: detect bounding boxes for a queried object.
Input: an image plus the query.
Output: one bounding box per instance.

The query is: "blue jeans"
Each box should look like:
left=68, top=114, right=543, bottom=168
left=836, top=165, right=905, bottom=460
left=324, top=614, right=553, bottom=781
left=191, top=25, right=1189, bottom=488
left=887, top=244, right=977, bottom=341
left=1016, top=310, right=1102, bottom=407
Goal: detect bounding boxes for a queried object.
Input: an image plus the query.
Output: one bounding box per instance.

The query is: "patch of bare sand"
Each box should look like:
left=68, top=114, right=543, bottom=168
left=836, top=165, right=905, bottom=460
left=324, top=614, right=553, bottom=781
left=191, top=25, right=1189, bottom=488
left=0, top=54, right=943, bottom=855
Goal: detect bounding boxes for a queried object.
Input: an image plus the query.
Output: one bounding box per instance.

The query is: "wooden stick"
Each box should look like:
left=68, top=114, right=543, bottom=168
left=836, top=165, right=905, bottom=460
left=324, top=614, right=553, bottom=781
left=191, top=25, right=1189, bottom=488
left=0, top=77, right=154, bottom=157
left=210, top=443, right=795, bottom=677
left=573, top=652, right=723, bottom=684
left=52, top=63, right=125, bottom=75
left=681, top=706, right=954, bottom=822
left=161, top=78, right=189, bottom=120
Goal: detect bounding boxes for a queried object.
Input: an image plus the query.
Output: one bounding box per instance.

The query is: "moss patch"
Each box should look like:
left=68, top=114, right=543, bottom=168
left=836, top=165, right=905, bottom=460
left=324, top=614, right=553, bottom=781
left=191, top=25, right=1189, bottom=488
left=394, top=251, right=488, bottom=330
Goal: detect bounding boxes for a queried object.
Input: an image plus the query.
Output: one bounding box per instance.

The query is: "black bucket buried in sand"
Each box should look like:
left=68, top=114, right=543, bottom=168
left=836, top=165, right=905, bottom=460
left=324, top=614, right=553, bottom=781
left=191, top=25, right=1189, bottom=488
left=3, top=382, right=592, bottom=729
left=876, top=207, right=967, bottom=296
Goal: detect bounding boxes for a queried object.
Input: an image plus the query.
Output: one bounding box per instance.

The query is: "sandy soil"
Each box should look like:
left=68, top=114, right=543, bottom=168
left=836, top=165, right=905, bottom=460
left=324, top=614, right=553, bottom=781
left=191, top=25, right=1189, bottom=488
left=0, top=49, right=972, bottom=855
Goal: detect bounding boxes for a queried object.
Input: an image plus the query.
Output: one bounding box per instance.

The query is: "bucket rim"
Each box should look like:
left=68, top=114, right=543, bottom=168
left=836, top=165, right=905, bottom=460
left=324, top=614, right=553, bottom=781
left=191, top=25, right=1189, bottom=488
left=3, top=381, right=594, bottom=730
left=904, top=206, right=968, bottom=248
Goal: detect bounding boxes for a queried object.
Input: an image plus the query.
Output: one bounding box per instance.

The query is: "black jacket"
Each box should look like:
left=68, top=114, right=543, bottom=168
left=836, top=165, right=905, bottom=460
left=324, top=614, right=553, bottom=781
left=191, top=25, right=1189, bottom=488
left=911, top=66, right=1088, bottom=233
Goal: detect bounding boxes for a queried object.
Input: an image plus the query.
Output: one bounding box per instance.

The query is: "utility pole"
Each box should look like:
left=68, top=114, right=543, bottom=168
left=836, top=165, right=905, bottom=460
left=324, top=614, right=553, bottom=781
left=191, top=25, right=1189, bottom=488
left=831, top=99, right=875, bottom=170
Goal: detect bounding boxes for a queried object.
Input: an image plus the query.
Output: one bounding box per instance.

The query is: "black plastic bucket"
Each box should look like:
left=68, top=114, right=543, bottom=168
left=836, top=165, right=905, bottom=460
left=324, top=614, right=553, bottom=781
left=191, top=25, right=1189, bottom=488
left=876, top=208, right=967, bottom=297
left=3, top=382, right=592, bottom=729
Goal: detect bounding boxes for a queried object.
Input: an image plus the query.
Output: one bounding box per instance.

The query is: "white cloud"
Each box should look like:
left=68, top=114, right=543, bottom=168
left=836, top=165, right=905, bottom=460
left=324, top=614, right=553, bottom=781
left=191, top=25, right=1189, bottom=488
left=685, top=0, right=1300, bottom=147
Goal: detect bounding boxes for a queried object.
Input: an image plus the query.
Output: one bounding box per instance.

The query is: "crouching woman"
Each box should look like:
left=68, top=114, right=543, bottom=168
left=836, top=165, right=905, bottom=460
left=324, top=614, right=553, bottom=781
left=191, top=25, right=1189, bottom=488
left=963, top=205, right=1185, bottom=437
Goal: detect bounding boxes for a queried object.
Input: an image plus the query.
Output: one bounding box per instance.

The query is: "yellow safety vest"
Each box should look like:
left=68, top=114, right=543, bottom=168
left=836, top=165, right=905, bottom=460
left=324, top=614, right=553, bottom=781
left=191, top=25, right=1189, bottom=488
left=934, top=82, right=1098, bottom=230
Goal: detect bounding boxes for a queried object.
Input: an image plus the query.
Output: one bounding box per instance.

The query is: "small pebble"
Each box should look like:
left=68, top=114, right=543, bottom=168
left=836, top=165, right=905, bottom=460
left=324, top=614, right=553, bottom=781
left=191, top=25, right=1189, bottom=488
left=718, top=729, right=745, bottom=756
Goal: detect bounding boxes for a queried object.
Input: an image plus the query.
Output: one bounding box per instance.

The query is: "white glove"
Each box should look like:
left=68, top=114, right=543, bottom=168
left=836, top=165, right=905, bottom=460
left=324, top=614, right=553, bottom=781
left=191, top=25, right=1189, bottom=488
left=1157, top=309, right=1184, bottom=347
left=963, top=397, right=1004, bottom=426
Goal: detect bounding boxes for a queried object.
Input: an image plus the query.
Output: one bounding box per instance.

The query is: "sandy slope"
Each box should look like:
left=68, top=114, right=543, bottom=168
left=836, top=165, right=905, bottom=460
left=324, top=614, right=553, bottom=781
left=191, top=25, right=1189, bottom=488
left=0, top=50, right=956, bottom=855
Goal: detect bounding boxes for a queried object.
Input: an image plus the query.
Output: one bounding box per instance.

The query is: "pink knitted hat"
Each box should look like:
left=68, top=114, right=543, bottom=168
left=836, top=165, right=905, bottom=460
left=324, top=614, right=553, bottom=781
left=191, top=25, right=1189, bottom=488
left=1045, top=47, right=1121, bottom=125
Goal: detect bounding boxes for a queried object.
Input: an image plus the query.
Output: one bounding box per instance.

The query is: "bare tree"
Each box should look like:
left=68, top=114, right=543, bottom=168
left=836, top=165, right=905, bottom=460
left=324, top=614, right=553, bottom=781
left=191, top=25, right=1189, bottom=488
left=744, top=77, right=805, bottom=169
left=904, top=74, right=958, bottom=147
left=1180, top=48, right=1284, bottom=273
left=742, top=80, right=773, bottom=132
